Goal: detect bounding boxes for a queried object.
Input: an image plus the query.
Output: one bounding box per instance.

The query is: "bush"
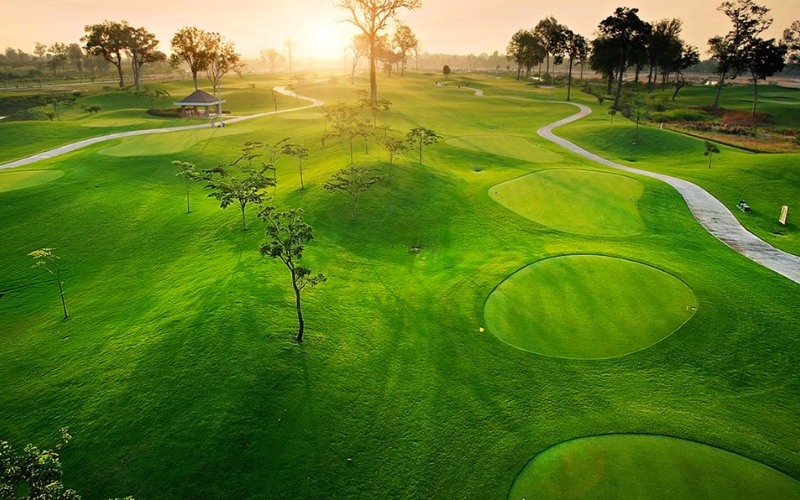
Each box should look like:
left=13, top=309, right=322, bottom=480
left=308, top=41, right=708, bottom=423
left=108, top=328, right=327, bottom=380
left=651, top=109, right=712, bottom=122
left=146, top=108, right=182, bottom=118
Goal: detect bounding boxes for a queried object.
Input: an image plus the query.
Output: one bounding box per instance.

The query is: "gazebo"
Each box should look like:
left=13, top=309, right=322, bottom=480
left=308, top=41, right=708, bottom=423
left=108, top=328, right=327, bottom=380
left=173, top=90, right=225, bottom=119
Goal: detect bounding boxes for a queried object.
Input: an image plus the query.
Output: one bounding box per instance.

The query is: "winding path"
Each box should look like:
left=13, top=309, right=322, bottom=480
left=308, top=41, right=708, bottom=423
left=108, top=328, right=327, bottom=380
left=3, top=83, right=799, bottom=285
left=0, top=86, right=322, bottom=171
left=536, top=102, right=800, bottom=285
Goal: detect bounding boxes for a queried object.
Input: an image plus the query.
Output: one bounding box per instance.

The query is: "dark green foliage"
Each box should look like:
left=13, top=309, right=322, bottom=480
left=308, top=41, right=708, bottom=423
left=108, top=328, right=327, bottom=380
left=258, top=207, right=326, bottom=342
left=0, top=428, right=80, bottom=500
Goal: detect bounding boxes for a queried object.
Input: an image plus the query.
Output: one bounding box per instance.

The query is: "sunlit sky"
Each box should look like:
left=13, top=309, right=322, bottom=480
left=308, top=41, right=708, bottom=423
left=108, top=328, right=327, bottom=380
left=2, top=0, right=798, bottom=60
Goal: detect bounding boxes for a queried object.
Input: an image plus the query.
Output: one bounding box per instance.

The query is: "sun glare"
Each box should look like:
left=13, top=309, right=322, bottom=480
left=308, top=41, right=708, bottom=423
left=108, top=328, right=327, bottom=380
left=298, top=20, right=352, bottom=60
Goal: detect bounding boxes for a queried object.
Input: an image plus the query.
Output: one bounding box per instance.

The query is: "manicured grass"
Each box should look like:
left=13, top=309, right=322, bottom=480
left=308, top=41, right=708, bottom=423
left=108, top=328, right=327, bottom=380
left=484, top=255, right=697, bottom=358
left=508, top=434, right=800, bottom=499
left=446, top=135, right=563, bottom=164
left=97, top=127, right=253, bottom=157
left=1, top=73, right=799, bottom=500
left=489, top=169, right=645, bottom=236
left=0, top=169, right=64, bottom=192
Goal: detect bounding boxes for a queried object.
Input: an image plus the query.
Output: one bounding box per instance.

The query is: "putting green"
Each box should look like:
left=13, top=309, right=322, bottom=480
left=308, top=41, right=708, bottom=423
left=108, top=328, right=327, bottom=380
left=81, top=118, right=147, bottom=128
left=447, top=135, right=562, bottom=163
left=490, top=169, right=645, bottom=236
left=508, top=435, right=800, bottom=500
left=98, top=127, right=250, bottom=157
left=484, top=255, right=696, bottom=358
left=0, top=170, right=64, bottom=192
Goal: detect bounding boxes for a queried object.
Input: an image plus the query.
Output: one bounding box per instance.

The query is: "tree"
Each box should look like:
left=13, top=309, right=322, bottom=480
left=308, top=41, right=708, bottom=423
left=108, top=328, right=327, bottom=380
left=704, top=141, right=720, bottom=168
left=260, top=48, right=281, bottom=73
left=170, top=27, right=211, bottom=90
left=405, top=127, right=441, bottom=164
left=202, top=160, right=275, bottom=231
left=707, top=0, right=772, bottom=108
left=784, top=20, right=800, bottom=65
left=82, top=20, right=132, bottom=88
left=534, top=16, right=567, bottom=78
left=205, top=33, right=242, bottom=126
left=283, top=38, right=295, bottom=75
left=647, top=19, right=684, bottom=93
left=47, top=43, right=69, bottom=77
left=29, top=248, right=68, bottom=319
left=597, top=7, right=652, bottom=108
left=742, top=37, right=787, bottom=115
left=0, top=428, right=79, bottom=500
left=324, top=165, right=386, bottom=221
left=334, top=0, right=421, bottom=99
left=392, top=25, right=418, bottom=76
left=280, top=143, right=310, bottom=189
left=355, top=88, right=391, bottom=127
left=670, top=44, right=700, bottom=100
left=67, top=43, right=85, bottom=79
left=349, top=34, right=370, bottom=83
left=322, top=102, right=371, bottom=164
left=562, top=30, right=587, bottom=101
left=127, top=26, right=164, bottom=90
left=259, top=207, right=325, bottom=342
left=173, top=161, right=199, bottom=213
left=134, top=86, right=170, bottom=110
left=382, top=136, right=408, bottom=184
left=590, top=36, right=623, bottom=95
left=442, top=64, right=451, bottom=79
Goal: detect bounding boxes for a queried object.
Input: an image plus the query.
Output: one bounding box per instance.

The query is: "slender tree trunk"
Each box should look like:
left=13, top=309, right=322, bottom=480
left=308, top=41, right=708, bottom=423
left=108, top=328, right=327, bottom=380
left=418, top=141, right=423, bottom=164
left=566, top=59, right=574, bottom=101
left=388, top=158, right=393, bottom=184
left=293, top=276, right=304, bottom=342
left=349, top=137, right=354, bottom=164
left=299, top=161, right=304, bottom=189
left=713, top=70, right=727, bottom=108
left=752, top=79, right=758, bottom=116
left=240, top=204, right=248, bottom=230
left=350, top=194, right=358, bottom=221
left=185, top=178, right=191, bottom=213
left=613, top=50, right=627, bottom=109
left=55, top=264, right=68, bottom=319
left=708, top=152, right=713, bottom=168
left=369, top=40, right=378, bottom=99
left=672, top=79, right=685, bottom=101
left=192, top=71, right=198, bottom=90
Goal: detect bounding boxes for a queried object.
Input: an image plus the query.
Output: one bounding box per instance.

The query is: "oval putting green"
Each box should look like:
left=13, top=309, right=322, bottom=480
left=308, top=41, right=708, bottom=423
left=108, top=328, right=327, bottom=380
left=447, top=135, right=562, bottom=164
left=98, top=127, right=250, bottom=157
left=508, top=434, right=800, bottom=500
left=490, top=169, right=645, bottom=236
left=485, top=255, right=697, bottom=358
left=0, top=170, right=64, bottom=193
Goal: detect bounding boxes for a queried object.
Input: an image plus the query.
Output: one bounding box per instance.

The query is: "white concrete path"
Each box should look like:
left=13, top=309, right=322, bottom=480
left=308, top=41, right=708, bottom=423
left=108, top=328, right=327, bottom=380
left=0, top=86, right=322, bottom=171
left=536, top=102, right=800, bottom=285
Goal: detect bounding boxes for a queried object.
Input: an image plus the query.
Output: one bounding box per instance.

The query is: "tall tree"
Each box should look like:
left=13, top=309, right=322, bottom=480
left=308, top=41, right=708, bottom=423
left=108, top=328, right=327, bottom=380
left=707, top=0, right=772, bottom=108
left=598, top=7, right=652, bottom=109
left=205, top=33, right=242, bottom=126
left=349, top=34, right=370, bottom=83
left=670, top=44, right=700, bottom=100
left=283, top=38, right=295, bottom=75
left=534, top=17, right=566, bottom=77
left=405, top=127, right=441, bottom=165
left=783, top=20, right=800, bottom=65
left=47, top=42, right=69, bottom=77
left=260, top=48, right=280, bottom=73
left=171, top=27, right=210, bottom=90
left=67, top=43, right=85, bottom=79
left=590, top=36, right=623, bottom=94
left=647, top=19, right=683, bottom=93
left=259, top=207, right=326, bottom=343
left=334, top=0, right=421, bottom=99
left=82, top=20, right=132, bottom=88
left=29, top=248, right=68, bottom=319
left=562, top=30, right=587, bottom=101
left=127, top=26, right=164, bottom=90
left=392, top=25, right=418, bottom=76
left=324, top=165, right=386, bottom=221
left=742, top=37, right=787, bottom=115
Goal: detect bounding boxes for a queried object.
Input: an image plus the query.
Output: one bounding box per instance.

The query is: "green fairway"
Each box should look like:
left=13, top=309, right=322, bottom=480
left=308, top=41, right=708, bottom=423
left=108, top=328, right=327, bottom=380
left=1, top=74, right=799, bottom=500
left=489, top=169, right=646, bottom=236
left=447, top=135, right=562, bottom=164
left=508, top=434, right=800, bottom=500
left=81, top=118, right=148, bottom=128
left=97, top=127, right=252, bottom=157
left=0, top=169, right=64, bottom=192
left=485, top=255, right=697, bottom=358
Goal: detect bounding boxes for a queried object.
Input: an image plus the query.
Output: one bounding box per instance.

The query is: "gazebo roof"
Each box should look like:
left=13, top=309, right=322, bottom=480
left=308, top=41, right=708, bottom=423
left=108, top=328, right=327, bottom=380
left=174, top=89, right=225, bottom=106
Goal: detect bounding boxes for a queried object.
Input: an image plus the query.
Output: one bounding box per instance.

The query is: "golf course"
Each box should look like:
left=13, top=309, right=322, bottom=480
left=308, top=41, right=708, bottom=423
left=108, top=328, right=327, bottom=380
left=1, top=72, right=799, bottom=499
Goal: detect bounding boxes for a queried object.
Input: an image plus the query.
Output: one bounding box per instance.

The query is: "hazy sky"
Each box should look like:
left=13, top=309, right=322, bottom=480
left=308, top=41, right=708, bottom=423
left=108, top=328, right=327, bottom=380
left=2, top=0, right=798, bottom=60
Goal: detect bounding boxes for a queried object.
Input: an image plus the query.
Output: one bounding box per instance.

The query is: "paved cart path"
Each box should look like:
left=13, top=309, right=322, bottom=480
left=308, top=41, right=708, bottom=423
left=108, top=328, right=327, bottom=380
left=0, top=86, right=321, bottom=171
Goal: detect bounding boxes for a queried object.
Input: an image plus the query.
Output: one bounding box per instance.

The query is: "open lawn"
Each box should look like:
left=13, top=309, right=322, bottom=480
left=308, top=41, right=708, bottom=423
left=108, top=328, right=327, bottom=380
left=1, top=73, right=799, bottom=499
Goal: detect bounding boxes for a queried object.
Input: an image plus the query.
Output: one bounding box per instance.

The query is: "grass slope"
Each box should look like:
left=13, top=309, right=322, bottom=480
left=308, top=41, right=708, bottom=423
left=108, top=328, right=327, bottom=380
left=0, top=74, right=799, bottom=500
left=509, top=434, right=800, bottom=500
left=490, top=169, right=645, bottom=236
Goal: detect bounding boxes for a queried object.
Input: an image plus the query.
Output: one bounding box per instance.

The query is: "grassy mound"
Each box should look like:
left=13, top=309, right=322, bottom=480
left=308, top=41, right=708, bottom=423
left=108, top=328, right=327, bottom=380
left=97, top=127, right=251, bottom=157
left=485, top=255, right=697, bottom=358
left=509, top=434, right=800, bottom=499
left=447, top=135, right=562, bottom=164
left=0, top=170, right=63, bottom=193
left=490, top=169, right=645, bottom=236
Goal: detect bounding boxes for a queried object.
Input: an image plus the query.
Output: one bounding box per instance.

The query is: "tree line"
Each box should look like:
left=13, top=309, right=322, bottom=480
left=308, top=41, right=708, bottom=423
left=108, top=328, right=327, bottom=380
left=507, top=0, right=799, bottom=114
